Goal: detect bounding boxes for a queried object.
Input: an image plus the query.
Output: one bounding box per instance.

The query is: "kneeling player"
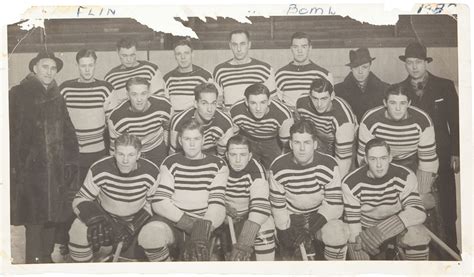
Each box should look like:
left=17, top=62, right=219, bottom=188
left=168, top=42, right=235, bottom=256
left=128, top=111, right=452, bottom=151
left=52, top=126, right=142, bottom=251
left=68, top=133, right=160, bottom=262
left=140, top=118, right=229, bottom=261
left=342, top=138, right=429, bottom=260
left=223, top=134, right=275, bottom=261
left=269, top=120, right=349, bottom=260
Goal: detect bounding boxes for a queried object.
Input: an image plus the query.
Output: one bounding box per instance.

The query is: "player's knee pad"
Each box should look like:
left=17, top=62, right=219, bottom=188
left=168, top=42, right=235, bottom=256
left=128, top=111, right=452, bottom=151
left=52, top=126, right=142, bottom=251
left=320, top=220, right=349, bottom=246
left=68, top=218, right=88, bottom=244
left=138, top=221, right=174, bottom=248
left=399, top=225, right=430, bottom=248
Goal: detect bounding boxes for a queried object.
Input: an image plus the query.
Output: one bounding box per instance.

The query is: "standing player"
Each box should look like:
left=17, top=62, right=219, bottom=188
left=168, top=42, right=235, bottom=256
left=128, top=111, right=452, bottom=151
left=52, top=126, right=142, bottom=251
left=140, top=118, right=228, bottom=261
left=230, top=83, right=294, bottom=169
left=357, top=84, right=439, bottom=210
left=296, top=78, right=357, bottom=177
left=343, top=138, right=429, bottom=260
left=169, top=83, right=234, bottom=158
left=105, top=37, right=165, bottom=109
left=275, top=32, right=333, bottom=111
left=164, top=39, right=213, bottom=113
left=68, top=133, right=160, bottom=262
left=269, top=120, right=349, bottom=261
left=214, top=30, right=278, bottom=109
left=222, top=135, right=275, bottom=261
left=108, top=77, right=171, bottom=167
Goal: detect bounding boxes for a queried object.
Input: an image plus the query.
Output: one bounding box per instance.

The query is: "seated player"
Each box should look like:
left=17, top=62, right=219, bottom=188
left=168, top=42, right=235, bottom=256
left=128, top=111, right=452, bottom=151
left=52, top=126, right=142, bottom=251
left=139, top=118, right=229, bottom=261
left=269, top=120, right=349, bottom=260
left=68, top=133, right=160, bottom=262
left=342, top=138, right=430, bottom=260
left=222, top=134, right=275, bottom=261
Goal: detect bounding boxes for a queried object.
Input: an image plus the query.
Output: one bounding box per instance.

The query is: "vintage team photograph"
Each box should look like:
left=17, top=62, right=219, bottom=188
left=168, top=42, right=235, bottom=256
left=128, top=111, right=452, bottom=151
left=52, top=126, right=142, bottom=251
left=6, top=7, right=464, bottom=270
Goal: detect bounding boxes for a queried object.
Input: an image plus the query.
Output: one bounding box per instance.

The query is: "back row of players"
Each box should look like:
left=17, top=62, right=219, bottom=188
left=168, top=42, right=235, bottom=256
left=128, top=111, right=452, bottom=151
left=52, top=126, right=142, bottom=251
left=58, top=31, right=459, bottom=261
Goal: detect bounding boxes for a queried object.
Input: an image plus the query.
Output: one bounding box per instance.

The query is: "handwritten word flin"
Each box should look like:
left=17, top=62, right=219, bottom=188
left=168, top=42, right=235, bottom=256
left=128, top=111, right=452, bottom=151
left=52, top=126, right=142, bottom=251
left=287, top=4, right=336, bottom=15
left=77, top=6, right=116, bottom=17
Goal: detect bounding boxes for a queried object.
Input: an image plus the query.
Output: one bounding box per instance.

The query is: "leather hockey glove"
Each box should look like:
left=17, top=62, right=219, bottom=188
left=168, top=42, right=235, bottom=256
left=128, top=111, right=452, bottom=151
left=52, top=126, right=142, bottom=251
left=230, top=220, right=261, bottom=261
left=183, top=219, right=213, bottom=261
left=76, top=201, right=113, bottom=251
left=110, top=209, right=151, bottom=250
left=360, top=215, right=406, bottom=256
left=290, top=213, right=311, bottom=248
left=347, top=236, right=370, bottom=260
left=176, top=213, right=197, bottom=234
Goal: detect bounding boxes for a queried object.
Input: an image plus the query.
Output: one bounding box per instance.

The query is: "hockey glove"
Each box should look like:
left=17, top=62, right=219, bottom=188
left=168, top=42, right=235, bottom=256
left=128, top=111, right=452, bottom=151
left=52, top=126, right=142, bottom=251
left=183, top=219, right=213, bottom=261
left=230, top=220, right=261, bottom=261
left=110, top=209, right=151, bottom=250
left=76, top=201, right=113, bottom=251
left=416, top=169, right=438, bottom=210
left=176, top=213, right=197, bottom=234
left=290, top=213, right=311, bottom=248
left=360, top=215, right=406, bottom=256
left=347, top=236, right=370, bottom=260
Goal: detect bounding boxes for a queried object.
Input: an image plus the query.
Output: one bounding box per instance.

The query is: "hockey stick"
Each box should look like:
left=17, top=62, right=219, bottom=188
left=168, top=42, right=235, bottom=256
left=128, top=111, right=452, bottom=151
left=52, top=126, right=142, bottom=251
left=228, top=216, right=237, bottom=244
left=299, top=243, right=308, bottom=261
left=112, top=241, right=124, bottom=262
left=423, top=226, right=461, bottom=260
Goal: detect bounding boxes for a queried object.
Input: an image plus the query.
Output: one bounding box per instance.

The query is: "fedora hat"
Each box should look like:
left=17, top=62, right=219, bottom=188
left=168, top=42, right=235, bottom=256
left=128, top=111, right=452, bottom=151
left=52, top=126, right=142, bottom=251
left=399, top=42, right=433, bottom=63
left=29, top=48, right=63, bottom=73
left=346, top=47, right=376, bottom=68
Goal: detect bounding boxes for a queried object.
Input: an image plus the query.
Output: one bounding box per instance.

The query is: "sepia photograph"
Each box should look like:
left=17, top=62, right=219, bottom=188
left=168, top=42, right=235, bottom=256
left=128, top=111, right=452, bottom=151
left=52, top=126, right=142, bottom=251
left=1, top=1, right=472, bottom=276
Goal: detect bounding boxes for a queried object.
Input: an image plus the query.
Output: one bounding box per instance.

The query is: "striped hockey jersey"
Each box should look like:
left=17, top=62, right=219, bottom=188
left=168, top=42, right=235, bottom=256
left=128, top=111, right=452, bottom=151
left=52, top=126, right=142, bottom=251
left=230, top=99, right=293, bottom=142
left=226, top=158, right=271, bottom=224
left=213, top=58, right=277, bottom=108
left=108, top=96, right=171, bottom=154
left=60, top=79, right=113, bottom=154
left=275, top=61, right=333, bottom=108
left=296, top=95, right=357, bottom=176
left=104, top=60, right=165, bottom=109
left=358, top=105, right=438, bottom=173
left=73, top=156, right=160, bottom=217
left=163, top=65, right=213, bottom=113
left=342, top=163, right=426, bottom=240
left=153, top=153, right=229, bottom=226
left=269, top=151, right=342, bottom=230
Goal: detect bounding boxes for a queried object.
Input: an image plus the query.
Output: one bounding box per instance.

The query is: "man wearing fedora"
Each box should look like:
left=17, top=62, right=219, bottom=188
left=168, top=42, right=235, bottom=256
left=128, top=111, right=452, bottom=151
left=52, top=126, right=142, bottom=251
left=398, top=41, right=460, bottom=255
left=335, top=47, right=389, bottom=122
left=9, top=48, right=79, bottom=263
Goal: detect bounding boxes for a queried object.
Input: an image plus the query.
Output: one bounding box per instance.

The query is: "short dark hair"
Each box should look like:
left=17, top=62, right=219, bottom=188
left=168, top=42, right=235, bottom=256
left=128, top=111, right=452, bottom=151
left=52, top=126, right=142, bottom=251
left=75, top=49, right=97, bottom=63
left=115, top=133, right=142, bottom=152
left=365, top=138, right=391, bottom=156
left=244, top=83, right=270, bottom=99
left=173, top=39, right=193, bottom=51
left=126, top=77, right=150, bottom=92
left=116, top=37, right=137, bottom=50
left=229, top=30, right=250, bottom=41
left=384, top=83, right=412, bottom=102
left=194, top=83, right=218, bottom=101
left=178, top=118, right=204, bottom=137
left=289, top=120, right=318, bottom=140
left=310, top=78, right=334, bottom=95
left=226, top=134, right=252, bottom=152
left=291, top=32, right=312, bottom=46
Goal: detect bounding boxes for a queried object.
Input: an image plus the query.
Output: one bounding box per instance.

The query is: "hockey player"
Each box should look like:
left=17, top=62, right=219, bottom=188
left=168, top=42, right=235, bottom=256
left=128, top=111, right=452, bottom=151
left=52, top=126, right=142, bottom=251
left=296, top=77, right=357, bottom=177
left=222, top=134, right=275, bottom=261
left=230, top=83, right=294, bottom=169
left=343, top=138, right=430, bottom=260
left=68, top=133, right=160, bottom=262
left=164, top=39, right=213, bottom=113
left=108, top=77, right=171, bottom=167
left=140, top=118, right=229, bottom=261
left=269, top=120, right=349, bottom=261
left=275, top=32, right=333, bottom=111
left=105, top=37, right=165, bottom=109
left=169, top=82, right=234, bottom=158
left=357, top=83, right=438, bottom=211
left=214, top=30, right=278, bottom=109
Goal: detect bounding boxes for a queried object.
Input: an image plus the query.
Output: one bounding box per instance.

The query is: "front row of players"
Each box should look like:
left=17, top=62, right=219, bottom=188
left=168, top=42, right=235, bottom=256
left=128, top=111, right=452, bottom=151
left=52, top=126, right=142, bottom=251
left=68, top=119, right=430, bottom=262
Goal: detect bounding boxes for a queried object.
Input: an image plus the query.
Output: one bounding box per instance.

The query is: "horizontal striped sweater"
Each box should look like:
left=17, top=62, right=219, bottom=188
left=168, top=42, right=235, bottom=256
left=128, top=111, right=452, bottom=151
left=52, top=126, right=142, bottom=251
left=59, top=79, right=113, bottom=154
left=226, top=158, right=271, bottom=225
left=342, top=163, right=426, bottom=240
left=163, top=65, right=212, bottom=113
left=269, top=151, right=342, bottom=230
left=73, top=156, right=160, bottom=217
left=213, top=58, right=277, bottom=107
left=358, top=105, right=438, bottom=173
